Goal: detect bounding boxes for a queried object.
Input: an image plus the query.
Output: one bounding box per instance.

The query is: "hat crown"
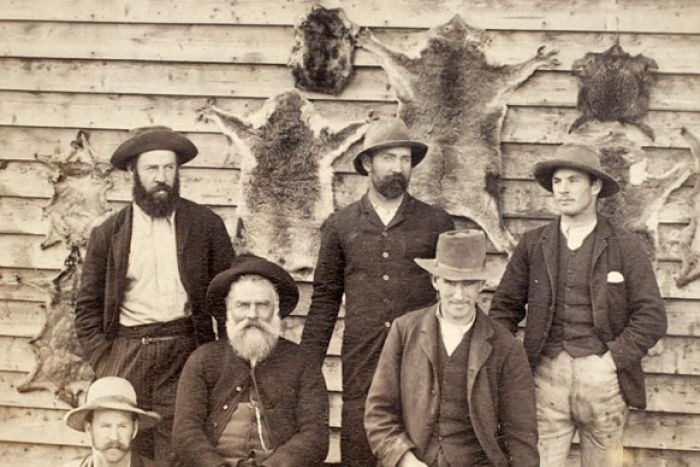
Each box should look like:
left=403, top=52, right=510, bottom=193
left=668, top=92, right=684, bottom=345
left=85, top=377, right=139, bottom=409
left=434, top=230, right=487, bottom=273
left=362, top=118, right=413, bottom=152
left=551, top=143, right=603, bottom=172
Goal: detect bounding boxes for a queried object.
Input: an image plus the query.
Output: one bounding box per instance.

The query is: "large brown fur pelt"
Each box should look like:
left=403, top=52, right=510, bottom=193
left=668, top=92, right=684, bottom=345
left=198, top=91, right=368, bottom=278
left=358, top=15, right=559, bottom=254
left=677, top=128, right=700, bottom=287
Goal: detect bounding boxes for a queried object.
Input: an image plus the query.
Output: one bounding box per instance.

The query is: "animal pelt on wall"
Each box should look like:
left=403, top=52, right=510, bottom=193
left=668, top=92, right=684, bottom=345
left=595, top=130, right=695, bottom=261
left=288, top=5, right=359, bottom=95
left=570, top=43, right=658, bottom=140
left=357, top=14, right=559, bottom=254
left=677, top=128, right=700, bottom=287
left=18, top=130, right=113, bottom=405
left=198, top=91, right=368, bottom=278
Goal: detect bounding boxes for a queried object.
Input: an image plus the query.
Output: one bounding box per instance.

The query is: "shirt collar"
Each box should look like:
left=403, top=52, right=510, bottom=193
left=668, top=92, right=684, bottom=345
left=435, top=304, right=476, bottom=334
left=560, top=215, right=597, bottom=241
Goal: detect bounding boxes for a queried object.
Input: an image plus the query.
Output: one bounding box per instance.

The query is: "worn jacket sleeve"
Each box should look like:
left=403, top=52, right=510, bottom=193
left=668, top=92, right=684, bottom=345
left=264, top=351, right=330, bottom=467
left=489, top=235, right=531, bottom=335
left=74, top=225, right=112, bottom=371
left=606, top=236, right=667, bottom=370
left=499, top=339, right=539, bottom=467
left=205, top=213, right=236, bottom=340
left=173, top=349, right=227, bottom=467
left=301, top=216, right=345, bottom=361
left=364, top=321, right=416, bottom=467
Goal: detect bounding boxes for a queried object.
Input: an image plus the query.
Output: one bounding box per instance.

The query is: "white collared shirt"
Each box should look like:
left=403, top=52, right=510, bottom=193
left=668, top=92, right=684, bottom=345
left=119, top=203, right=189, bottom=325
left=560, top=217, right=597, bottom=250
left=436, top=306, right=476, bottom=356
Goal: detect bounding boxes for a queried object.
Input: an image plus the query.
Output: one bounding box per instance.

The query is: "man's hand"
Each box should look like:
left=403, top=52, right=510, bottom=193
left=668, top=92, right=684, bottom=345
left=398, top=451, right=428, bottom=467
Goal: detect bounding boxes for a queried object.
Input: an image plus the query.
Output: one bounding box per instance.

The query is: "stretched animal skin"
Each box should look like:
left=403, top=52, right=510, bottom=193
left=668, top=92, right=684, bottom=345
left=597, top=131, right=694, bottom=261
left=288, top=5, right=359, bottom=95
left=18, top=130, right=112, bottom=405
left=677, top=128, right=700, bottom=287
left=358, top=15, right=559, bottom=254
left=570, top=43, right=658, bottom=140
left=198, top=91, right=368, bottom=278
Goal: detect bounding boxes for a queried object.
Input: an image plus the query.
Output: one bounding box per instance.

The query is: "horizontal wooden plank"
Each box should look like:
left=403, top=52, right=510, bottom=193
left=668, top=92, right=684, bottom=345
left=623, top=411, right=700, bottom=451
left=2, top=22, right=700, bottom=74
left=0, top=370, right=73, bottom=410
left=0, top=267, right=59, bottom=302
left=567, top=446, right=700, bottom=467
left=0, top=0, right=697, bottom=33
left=0, top=91, right=389, bottom=134
left=2, top=58, right=699, bottom=112
left=2, top=92, right=700, bottom=150
left=0, top=441, right=89, bottom=467
left=645, top=374, right=700, bottom=414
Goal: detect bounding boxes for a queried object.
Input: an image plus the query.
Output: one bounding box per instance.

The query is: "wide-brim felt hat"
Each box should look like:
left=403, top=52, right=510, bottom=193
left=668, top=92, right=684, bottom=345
left=64, top=377, right=161, bottom=432
left=207, top=254, right=299, bottom=318
left=110, top=125, right=198, bottom=171
left=415, top=229, right=489, bottom=281
left=353, top=117, right=428, bottom=175
left=533, top=143, right=620, bottom=198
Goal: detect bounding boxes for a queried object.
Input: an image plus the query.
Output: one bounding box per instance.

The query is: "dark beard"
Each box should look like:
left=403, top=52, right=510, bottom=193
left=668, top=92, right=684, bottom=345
left=374, top=173, right=408, bottom=199
left=132, top=171, right=180, bottom=218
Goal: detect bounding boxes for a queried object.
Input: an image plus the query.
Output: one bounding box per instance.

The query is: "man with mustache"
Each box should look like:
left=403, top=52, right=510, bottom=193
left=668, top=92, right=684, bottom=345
left=365, top=230, right=539, bottom=467
left=62, top=377, right=162, bottom=467
left=301, top=118, right=454, bottom=466
left=173, top=255, right=329, bottom=467
left=489, top=143, right=667, bottom=466
left=75, top=126, right=235, bottom=465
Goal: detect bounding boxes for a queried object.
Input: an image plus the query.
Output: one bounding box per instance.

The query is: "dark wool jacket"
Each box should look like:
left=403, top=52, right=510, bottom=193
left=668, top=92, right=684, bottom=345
left=365, top=306, right=539, bottom=467
left=172, top=339, right=329, bottom=467
left=489, top=216, right=667, bottom=408
left=301, top=193, right=454, bottom=399
left=74, top=198, right=234, bottom=370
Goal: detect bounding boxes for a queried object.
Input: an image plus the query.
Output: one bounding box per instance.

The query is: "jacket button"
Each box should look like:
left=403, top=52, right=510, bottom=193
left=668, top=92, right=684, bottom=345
left=381, top=231, right=388, bottom=237
left=382, top=274, right=390, bottom=281
left=384, top=321, right=391, bottom=328
left=235, top=386, right=242, bottom=392
left=213, top=422, right=218, bottom=427
left=382, top=251, right=389, bottom=258
left=223, top=404, right=229, bottom=410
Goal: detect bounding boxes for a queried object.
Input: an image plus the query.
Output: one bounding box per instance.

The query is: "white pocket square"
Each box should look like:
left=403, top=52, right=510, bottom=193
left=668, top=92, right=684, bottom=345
left=607, top=271, right=625, bottom=283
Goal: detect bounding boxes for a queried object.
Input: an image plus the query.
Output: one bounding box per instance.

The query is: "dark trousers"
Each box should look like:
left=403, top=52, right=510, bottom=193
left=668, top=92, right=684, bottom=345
left=341, top=396, right=377, bottom=467
left=95, top=319, right=196, bottom=467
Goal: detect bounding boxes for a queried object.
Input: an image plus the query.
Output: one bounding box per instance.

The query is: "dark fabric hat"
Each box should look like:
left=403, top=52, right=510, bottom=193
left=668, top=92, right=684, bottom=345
left=110, top=125, right=198, bottom=171
left=533, top=143, right=620, bottom=198
left=415, top=229, right=489, bottom=281
left=64, top=377, right=161, bottom=432
left=353, top=117, right=428, bottom=175
left=207, top=254, right=299, bottom=318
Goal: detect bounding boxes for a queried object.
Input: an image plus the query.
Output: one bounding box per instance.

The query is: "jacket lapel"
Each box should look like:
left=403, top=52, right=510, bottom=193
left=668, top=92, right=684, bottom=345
left=590, top=216, right=614, bottom=340
left=539, top=219, right=560, bottom=309
left=418, top=304, right=440, bottom=383
left=466, top=310, right=493, bottom=402
left=111, top=204, right=132, bottom=299
left=385, top=194, right=411, bottom=230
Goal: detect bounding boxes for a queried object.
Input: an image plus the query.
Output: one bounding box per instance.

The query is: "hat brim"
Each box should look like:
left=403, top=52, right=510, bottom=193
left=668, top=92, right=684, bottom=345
left=64, top=402, right=161, bottom=432
left=414, top=258, right=489, bottom=281
left=207, top=256, right=299, bottom=318
left=353, top=140, right=428, bottom=175
left=533, top=159, right=620, bottom=198
left=111, top=130, right=198, bottom=171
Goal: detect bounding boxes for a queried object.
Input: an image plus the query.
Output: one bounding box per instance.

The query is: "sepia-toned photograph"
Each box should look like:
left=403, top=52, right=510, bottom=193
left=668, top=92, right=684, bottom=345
left=0, top=1, right=698, bottom=466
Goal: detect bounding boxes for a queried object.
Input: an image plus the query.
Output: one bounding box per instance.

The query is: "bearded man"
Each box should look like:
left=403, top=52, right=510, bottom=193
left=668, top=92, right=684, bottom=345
left=75, top=126, right=235, bottom=465
left=173, top=255, right=329, bottom=467
left=301, top=117, right=454, bottom=466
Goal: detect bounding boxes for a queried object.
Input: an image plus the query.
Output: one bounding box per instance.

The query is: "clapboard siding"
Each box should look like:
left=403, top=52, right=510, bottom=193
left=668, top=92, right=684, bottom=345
left=1, top=0, right=698, bottom=465
left=0, top=0, right=698, bottom=33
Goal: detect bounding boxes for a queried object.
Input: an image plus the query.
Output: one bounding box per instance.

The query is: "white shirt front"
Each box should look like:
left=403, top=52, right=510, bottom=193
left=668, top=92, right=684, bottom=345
left=119, top=203, right=189, bottom=326
left=560, top=217, right=597, bottom=250
left=370, top=194, right=404, bottom=226
left=436, top=306, right=476, bottom=356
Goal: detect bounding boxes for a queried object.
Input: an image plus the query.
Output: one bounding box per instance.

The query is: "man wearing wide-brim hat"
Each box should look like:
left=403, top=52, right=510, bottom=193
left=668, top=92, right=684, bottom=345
left=365, top=230, right=539, bottom=467
left=489, top=143, right=667, bottom=466
left=301, top=117, right=454, bottom=466
left=173, top=255, right=329, bottom=467
left=75, top=126, right=235, bottom=464
left=62, top=377, right=161, bottom=467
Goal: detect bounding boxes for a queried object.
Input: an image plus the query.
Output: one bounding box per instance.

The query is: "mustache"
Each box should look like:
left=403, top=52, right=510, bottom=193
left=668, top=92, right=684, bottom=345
left=103, top=441, right=129, bottom=451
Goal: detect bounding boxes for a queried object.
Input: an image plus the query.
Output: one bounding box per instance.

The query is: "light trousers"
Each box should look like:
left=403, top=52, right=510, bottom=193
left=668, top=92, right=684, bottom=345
left=534, top=351, right=629, bottom=467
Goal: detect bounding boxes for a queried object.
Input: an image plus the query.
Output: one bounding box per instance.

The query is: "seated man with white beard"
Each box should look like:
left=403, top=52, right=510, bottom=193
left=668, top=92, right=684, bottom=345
left=172, top=255, right=329, bottom=467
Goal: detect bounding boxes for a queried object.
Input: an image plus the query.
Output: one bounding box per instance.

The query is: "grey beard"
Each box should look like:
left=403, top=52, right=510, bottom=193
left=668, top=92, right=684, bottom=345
left=227, top=317, right=280, bottom=366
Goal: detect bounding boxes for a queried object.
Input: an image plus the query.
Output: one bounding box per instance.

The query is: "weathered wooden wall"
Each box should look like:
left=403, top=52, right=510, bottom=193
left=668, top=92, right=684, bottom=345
left=0, top=1, right=699, bottom=465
